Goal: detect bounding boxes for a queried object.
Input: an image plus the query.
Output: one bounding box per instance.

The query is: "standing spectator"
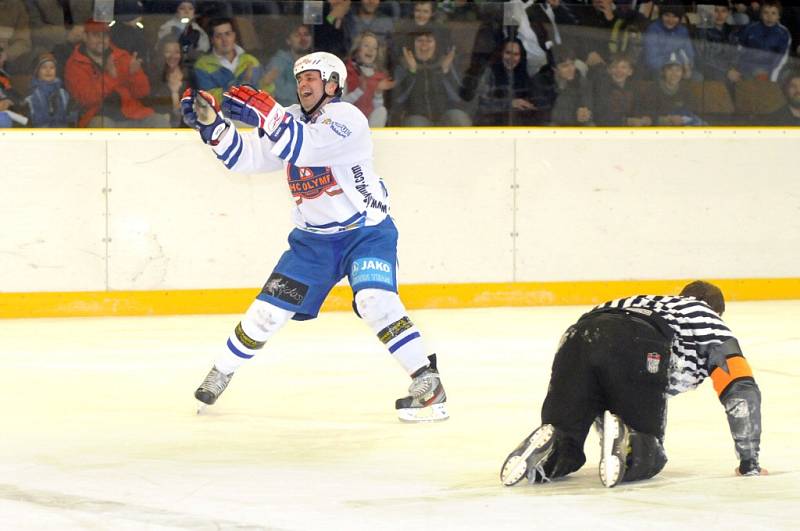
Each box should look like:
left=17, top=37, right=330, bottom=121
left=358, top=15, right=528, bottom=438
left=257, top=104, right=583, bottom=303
left=314, top=0, right=353, bottom=59
left=26, top=0, right=68, bottom=58
left=65, top=20, right=168, bottom=127
left=194, top=17, right=265, bottom=102
left=766, top=69, right=800, bottom=124
left=24, top=52, right=76, bottom=127
left=694, top=0, right=741, bottom=82
left=531, top=46, right=593, bottom=125
left=344, top=30, right=394, bottom=126
left=474, top=37, right=536, bottom=125
left=0, top=0, right=32, bottom=74
left=590, top=53, right=650, bottom=125
left=111, top=0, right=150, bottom=66
left=577, top=0, right=649, bottom=70
left=500, top=281, right=765, bottom=488
left=392, top=1, right=452, bottom=65
left=642, top=5, right=695, bottom=79
left=157, top=0, right=210, bottom=69
left=145, top=36, right=189, bottom=127
left=343, top=0, right=395, bottom=54
left=636, top=52, right=704, bottom=125
left=262, top=23, right=314, bottom=107
left=730, top=0, right=791, bottom=82
left=392, top=29, right=471, bottom=126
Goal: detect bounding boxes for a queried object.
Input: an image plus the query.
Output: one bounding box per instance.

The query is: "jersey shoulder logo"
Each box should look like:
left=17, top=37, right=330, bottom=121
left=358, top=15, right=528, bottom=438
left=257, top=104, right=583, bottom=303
left=286, top=165, right=343, bottom=204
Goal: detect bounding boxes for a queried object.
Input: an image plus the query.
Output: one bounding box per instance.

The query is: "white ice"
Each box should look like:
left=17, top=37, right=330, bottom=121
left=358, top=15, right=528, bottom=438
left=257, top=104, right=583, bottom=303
left=1, top=302, right=798, bottom=530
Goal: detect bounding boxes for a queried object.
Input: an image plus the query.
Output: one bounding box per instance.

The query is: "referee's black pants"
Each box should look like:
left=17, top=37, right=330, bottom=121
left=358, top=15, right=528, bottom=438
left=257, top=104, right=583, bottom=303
left=540, top=311, right=672, bottom=468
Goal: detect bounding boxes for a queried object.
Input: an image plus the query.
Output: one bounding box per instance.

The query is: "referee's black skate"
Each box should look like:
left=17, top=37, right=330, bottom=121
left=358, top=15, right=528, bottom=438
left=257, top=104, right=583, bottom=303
left=500, top=424, right=556, bottom=486
left=194, top=366, right=232, bottom=413
left=599, top=410, right=631, bottom=488
left=395, top=355, right=448, bottom=422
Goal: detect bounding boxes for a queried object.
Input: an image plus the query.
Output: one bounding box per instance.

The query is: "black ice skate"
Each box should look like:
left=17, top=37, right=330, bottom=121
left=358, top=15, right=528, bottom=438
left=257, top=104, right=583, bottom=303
left=194, top=366, right=232, bottom=413
left=599, top=410, right=631, bottom=488
left=395, top=357, right=448, bottom=423
left=500, top=424, right=556, bottom=486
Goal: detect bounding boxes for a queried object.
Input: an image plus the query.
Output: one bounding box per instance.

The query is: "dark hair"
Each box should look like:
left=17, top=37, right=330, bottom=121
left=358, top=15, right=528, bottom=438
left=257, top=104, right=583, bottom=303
left=209, top=17, right=236, bottom=36
left=762, top=0, right=783, bottom=12
left=680, top=281, right=726, bottom=315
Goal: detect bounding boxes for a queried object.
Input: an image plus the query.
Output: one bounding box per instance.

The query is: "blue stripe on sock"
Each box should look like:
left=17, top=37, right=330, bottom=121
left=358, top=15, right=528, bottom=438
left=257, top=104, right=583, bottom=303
left=388, top=332, right=421, bottom=354
left=227, top=338, right=254, bottom=359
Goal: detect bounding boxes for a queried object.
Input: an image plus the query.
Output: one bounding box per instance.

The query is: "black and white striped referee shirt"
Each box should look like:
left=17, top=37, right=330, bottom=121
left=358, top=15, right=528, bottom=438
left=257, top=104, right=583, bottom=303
left=594, top=295, right=736, bottom=395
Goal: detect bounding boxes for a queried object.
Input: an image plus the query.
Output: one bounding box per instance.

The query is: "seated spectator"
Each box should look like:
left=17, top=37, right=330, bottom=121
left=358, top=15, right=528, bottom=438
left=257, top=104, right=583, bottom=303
left=766, top=69, right=800, bottom=124
left=642, top=5, right=695, bottom=80
left=261, top=23, right=314, bottom=106
left=392, top=29, right=471, bottom=126
left=156, top=0, right=210, bottom=68
left=0, top=44, right=24, bottom=127
left=0, top=0, right=32, bottom=74
left=393, top=1, right=452, bottom=65
left=65, top=20, right=168, bottom=127
left=732, top=1, right=757, bottom=26
left=590, top=53, right=650, bottom=126
left=314, top=0, right=352, bottom=59
left=145, top=36, right=189, bottom=127
left=474, top=37, right=536, bottom=126
left=730, top=0, right=791, bottom=82
left=343, top=0, right=395, bottom=54
left=636, top=52, right=705, bottom=126
left=344, top=31, right=394, bottom=127
left=24, top=52, right=76, bottom=127
left=531, top=46, right=593, bottom=125
left=530, top=0, right=581, bottom=54
left=694, top=0, right=741, bottom=82
left=194, top=17, right=265, bottom=102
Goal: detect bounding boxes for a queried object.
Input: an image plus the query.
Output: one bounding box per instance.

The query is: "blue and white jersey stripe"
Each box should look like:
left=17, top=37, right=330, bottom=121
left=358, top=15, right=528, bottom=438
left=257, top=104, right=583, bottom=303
left=211, top=100, right=389, bottom=235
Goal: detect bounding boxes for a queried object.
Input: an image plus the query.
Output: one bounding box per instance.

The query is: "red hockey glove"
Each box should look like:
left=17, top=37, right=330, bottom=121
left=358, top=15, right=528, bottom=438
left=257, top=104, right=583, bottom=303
left=223, top=85, right=290, bottom=140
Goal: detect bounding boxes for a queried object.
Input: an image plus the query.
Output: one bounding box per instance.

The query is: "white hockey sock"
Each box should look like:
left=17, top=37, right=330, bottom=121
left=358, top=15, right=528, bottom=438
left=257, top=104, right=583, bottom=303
left=355, top=289, right=429, bottom=375
left=214, top=299, right=293, bottom=375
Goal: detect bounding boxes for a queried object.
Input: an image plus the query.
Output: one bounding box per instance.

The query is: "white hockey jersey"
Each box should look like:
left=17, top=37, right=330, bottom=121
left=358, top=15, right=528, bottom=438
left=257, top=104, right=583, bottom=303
left=212, top=100, right=390, bottom=234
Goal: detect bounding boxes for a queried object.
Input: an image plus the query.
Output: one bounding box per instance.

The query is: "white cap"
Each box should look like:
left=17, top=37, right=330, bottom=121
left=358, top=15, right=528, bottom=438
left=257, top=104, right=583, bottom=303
left=293, top=51, right=347, bottom=91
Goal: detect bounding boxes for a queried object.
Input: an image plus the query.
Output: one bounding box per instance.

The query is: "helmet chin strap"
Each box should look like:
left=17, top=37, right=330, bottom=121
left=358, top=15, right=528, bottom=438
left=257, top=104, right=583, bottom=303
left=300, top=73, right=341, bottom=119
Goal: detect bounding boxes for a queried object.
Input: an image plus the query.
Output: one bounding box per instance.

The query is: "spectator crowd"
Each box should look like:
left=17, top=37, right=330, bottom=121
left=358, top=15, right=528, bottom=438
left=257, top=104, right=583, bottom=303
left=1, top=0, right=799, bottom=129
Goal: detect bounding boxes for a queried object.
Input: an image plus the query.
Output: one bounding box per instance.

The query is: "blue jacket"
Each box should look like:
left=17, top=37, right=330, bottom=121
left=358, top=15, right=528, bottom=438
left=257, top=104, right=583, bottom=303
left=643, top=20, right=695, bottom=73
left=25, top=78, right=76, bottom=128
left=736, top=22, right=791, bottom=81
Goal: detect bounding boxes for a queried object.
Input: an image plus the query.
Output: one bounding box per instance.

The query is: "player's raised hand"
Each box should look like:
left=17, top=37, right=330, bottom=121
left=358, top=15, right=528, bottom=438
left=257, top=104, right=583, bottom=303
left=222, top=85, right=278, bottom=128
left=180, top=88, right=229, bottom=145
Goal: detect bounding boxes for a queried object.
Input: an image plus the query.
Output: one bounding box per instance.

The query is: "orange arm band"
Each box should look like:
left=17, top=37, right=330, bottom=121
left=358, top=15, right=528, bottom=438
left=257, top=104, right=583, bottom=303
left=710, top=355, right=754, bottom=397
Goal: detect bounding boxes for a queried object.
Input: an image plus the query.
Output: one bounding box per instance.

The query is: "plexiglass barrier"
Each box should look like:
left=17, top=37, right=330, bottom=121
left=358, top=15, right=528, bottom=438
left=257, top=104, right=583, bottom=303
left=1, top=1, right=798, bottom=128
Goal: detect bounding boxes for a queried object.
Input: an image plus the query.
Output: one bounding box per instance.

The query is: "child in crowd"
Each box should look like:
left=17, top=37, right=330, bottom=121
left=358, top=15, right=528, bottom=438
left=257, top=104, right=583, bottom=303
left=24, top=53, right=76, bottom=128
left=344, top=31, right=395, bottom=127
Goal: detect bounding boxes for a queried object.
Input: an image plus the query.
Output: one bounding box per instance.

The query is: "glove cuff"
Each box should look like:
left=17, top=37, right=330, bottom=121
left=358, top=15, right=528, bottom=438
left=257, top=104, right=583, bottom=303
left=203, top=117, right=231, bottom=146
left=262, top=105, right=290, bottom=141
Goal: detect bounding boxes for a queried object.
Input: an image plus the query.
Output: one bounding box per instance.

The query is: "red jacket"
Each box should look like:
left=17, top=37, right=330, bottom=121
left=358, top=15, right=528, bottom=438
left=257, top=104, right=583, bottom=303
left=65, top=43, right=154, bottom=127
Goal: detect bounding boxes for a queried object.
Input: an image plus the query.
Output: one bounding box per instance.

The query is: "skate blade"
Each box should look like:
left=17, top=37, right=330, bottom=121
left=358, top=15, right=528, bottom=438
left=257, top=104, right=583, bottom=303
left=501, top=424, right=554, bottom=486
left=600, top=410, right=622, bottom=488
left=397, top=403, right=449, bottom=423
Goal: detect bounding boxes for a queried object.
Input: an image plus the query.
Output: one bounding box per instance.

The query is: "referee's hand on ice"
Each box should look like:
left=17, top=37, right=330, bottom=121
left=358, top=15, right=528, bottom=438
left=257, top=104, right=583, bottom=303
left=736, top=458, right=768, bottom=476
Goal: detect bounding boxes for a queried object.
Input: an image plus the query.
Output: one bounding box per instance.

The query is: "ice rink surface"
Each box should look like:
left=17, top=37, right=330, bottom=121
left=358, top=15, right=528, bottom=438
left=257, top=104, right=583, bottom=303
left=1, top=301, right=799, bottom=531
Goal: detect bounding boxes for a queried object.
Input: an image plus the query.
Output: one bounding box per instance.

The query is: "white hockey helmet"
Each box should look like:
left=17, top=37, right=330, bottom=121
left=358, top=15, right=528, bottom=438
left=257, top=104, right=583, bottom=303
left=293, top=51, right=347, bottom=94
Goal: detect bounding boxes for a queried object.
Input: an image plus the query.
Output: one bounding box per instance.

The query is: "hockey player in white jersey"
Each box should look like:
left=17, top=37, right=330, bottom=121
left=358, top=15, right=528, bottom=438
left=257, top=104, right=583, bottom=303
left=180, top=51, right=447, bottom=422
